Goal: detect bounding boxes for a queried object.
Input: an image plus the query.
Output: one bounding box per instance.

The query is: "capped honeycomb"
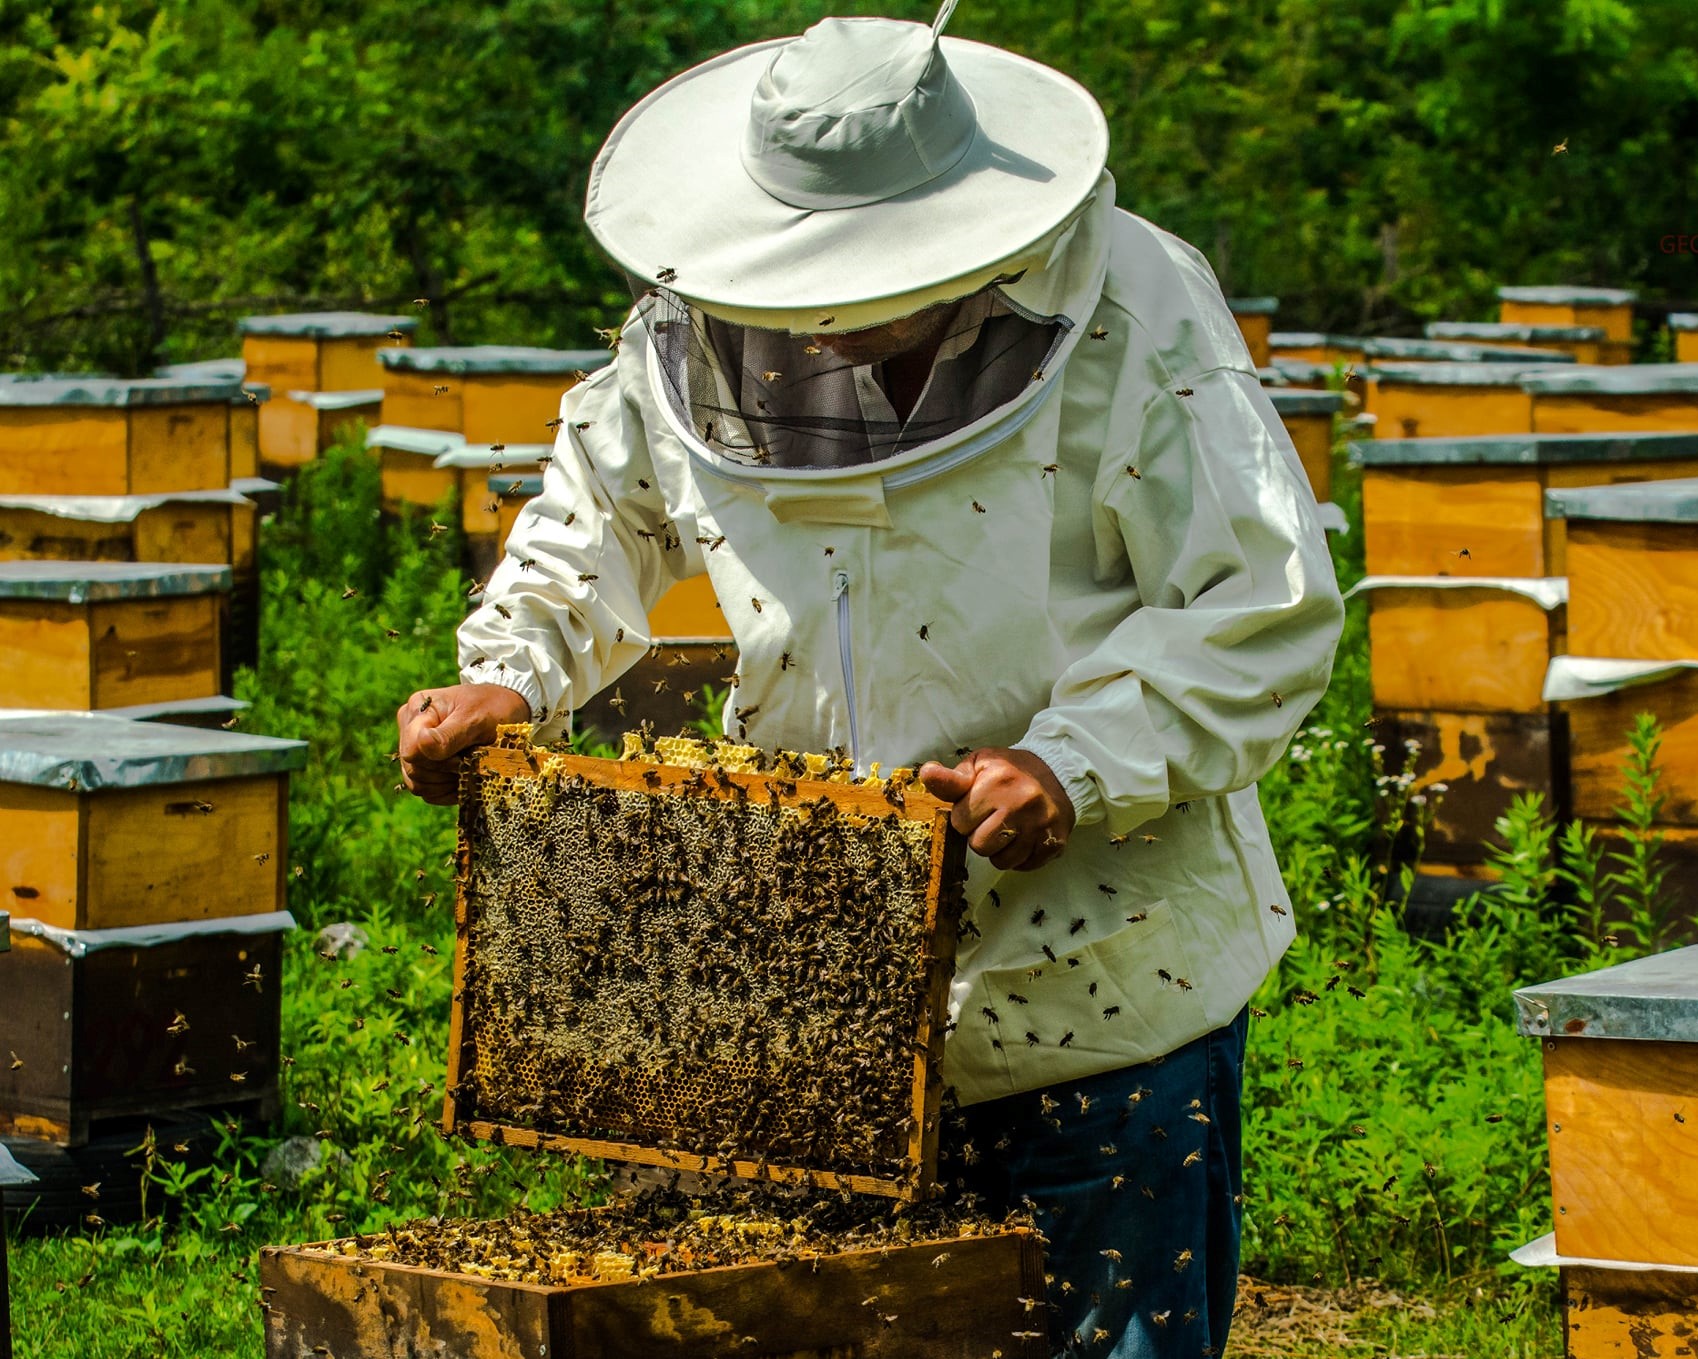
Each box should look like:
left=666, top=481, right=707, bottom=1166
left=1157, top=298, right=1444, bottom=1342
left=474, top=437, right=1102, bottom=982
left=447, top=728, right=965, bottom=1197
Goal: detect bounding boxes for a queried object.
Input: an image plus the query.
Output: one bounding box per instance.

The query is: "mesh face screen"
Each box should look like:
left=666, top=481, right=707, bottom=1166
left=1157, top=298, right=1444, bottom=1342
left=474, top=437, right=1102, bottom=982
left=641, top=285, right=1067, bottom=471
left=453, top=743, right=960, bottom=1188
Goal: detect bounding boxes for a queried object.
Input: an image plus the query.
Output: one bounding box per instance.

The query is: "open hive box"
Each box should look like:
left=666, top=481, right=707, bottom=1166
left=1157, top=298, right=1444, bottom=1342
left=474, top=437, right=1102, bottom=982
left=261, top=1190, right=1046, bottom=1359
left=443, top=727, right=967, bottom=1200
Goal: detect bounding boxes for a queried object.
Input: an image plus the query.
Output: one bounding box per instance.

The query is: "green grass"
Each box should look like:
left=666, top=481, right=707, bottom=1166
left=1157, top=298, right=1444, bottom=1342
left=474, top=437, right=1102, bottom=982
left=16, top=430, right=1676, bottom=1357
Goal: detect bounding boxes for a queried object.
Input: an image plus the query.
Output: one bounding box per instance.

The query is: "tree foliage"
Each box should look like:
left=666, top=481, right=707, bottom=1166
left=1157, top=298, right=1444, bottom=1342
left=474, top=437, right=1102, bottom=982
left=4, top=0, right=1697, bottom=374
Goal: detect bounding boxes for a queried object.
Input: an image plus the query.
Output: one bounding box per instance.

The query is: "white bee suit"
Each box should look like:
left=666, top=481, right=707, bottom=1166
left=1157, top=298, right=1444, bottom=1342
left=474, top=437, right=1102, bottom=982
left=458, top=169, right=1343, bottom=1107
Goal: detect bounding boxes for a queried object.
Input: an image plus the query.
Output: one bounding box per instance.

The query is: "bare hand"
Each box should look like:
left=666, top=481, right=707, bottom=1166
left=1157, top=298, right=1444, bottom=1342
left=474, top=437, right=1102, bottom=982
left=396, top=683, right=531, bottom=805
left=918, top=747, right=1076, bottom=871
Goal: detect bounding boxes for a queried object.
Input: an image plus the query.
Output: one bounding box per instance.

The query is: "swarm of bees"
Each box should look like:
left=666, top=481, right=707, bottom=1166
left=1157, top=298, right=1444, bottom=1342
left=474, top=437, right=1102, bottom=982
left=450, top=728, right=964, bottom=1188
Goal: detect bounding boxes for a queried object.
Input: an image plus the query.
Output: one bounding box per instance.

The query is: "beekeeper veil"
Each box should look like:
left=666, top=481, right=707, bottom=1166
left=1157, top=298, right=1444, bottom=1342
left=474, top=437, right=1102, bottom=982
left=583, top=3, right=1113, bottom=472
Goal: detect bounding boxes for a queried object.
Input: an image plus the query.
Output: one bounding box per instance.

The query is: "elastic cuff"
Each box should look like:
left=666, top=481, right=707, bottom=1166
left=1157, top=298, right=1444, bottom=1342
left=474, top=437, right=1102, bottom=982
left=1013, top=732, right=1104, bottom=827
left=468, top=667, right=546, bottom=721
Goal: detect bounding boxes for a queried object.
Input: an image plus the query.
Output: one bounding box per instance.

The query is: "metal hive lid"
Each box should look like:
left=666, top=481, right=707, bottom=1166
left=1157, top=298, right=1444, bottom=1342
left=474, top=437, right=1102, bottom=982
left=0, top=376, right=247, bottom=408
left=0, top=560, right=232, bottom=601
left=1226, top=296, right=1278, bottom=315
left=1515, top=945, right=1698, bottom=1041
left=1426, top=321, right=1607, bottom=343
left=1363, top=359, right=1571, bottom=387
left=1353, top=430, right=1698, bottom=467
left=1497, top=285, right=1638, bottom=306
left=1670, top=313, right=1698, bottom=333
left=0, top=711, right=307, bottom=790
left=1545, top=476, right=1698, bottom=525
left=1520, top=363, right=1698, bottom=396
left=0, top=1141, right=36, bottom=1187
left=376, top=346, right=612, bottom=376
left=1270, top=331, right=1364, bottom=350
left=1360, top=336, right=1574, bottom=364
left=1267, top=389, right=1346, bottom=416
left=237, top=312, right=418, bottom=338
left=490, top=473, right=545, bottom=497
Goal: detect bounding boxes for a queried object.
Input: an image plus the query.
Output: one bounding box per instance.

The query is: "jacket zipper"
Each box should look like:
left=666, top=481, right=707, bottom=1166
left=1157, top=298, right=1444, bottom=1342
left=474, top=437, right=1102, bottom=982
left=831, top=569, right=861, bottom=769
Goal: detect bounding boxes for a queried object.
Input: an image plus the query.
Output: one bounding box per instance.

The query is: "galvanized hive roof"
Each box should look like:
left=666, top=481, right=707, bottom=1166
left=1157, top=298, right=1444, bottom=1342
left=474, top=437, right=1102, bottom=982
left=285, top=388, right=383, bottom=410
left=1520, top=362, right=1698, bottom=395
left=1267, top=357, right=1343, bottom=386
left=1670, top=313, right=1698, bottom=333
left=237, top=311, right=418, bottom=337
left=0, top=1141, right=35, bottom=1186
left=376, top=346, right=612, bottom=376
left=1361, top=336, right=1574, bottom=364
left=1545, top=476, right=1698, bottom=524
left=0, top=560, right=232, bottom=601
left=1426, top=321, right=1607, bottom=344
left=0, top=376, right=246, bottom=407
left=1354, top=430, right=1698, bottom=467
left=1515, top=945, right=1698, bottom=1041
left=1270, top=331, right=1364, bottom=350
left=154, top=358, right=246, bottom=381
left=0, top=710, right=307, bottom=790
left=1267, top=389, right=1346, bottom=416
left=365, top=424, right=467, bottom=457
left=1363, top=359, right=1571, bottom=387
left=490, top=472, right=546, bottom=497
left=0, top=488, right=256, bottom=523
left=436, top=443, right=552, bottom=469
left=1226, top=296, right=1279, bottom=315
left=1497, top=285, right=1638, bottom=306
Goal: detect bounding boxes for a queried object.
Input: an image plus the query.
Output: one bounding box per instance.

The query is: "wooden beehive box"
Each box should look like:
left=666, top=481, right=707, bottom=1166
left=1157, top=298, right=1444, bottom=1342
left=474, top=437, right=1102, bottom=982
left=1267, top=388, right=1343, bottom=503
left=1426, top=320, right=1610, bottom=366
left=1547, top=659, right=1698, bottom=827
left=152, top=359, right=269, bottom=480
left=261, top=1204, right=1046, bottom=1359
left=1269, top=332, right=1366, bottom=368
left=0, top=913, right=287, bottom=1146
left=1511, top=1233, right=1698, bottom=1359
left=1550, top=478, right=1698, bottom=662
left=1498, top=285, right=1636, bottom=365
left=0, top=376, right=243, bottom=496
left=1523, top=364, right=1698, bottom=436
left=259, top=388, right=383, bottom=473
left=1515, top=945, right=1698, bottom=1267
left=446, top=730, right=965, bottom=1201
left=1670, top=313, right=1698, bottom=366
left=1227, top=296, right=1277, bottom=367
left=0, top=710, right=306, bottom=931
left=1356, top=430, right=1698, bottom=578
left=0, top=488, right=260, bottom=680
left=378, top=346, right=610, bottom=445
left=0, top=561, right=232, bottom=709
left=1361, top=360, right=1571, bottom=441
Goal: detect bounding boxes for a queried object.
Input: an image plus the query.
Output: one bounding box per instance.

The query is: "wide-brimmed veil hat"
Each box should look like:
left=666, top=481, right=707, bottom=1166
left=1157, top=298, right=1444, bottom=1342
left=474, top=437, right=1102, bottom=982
left=585, top=0, right=1110, bottom=333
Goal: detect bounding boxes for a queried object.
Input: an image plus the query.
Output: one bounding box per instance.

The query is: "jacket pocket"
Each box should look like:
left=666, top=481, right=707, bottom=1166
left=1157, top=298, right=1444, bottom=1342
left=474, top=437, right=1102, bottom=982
left=973, top=898, right=1208, bottom=1080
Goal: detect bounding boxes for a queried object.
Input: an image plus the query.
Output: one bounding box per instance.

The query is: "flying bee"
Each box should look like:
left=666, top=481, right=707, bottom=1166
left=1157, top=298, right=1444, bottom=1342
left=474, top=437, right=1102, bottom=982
left=751, top=597, right=763, bottom=613
left=8, top=1051, right=22, bottom=1071
left=233, top=1035, right=255, bottom=1052
left=434, top=384, right=451, bottom=396
left=1271, top=691, right=1284, bottom=708
left=917, top=623, right=930, bottom=641
left=243, top=389, right=260, bottom=406
left=1269, top=903, right=1288, bottom=916
left=166, top=1011, right=190, bottom=1035
left=971, top=500, right=987, bottom=514
left=1125, top=465, right=1141, bottom=480
left=1041, top=464, right=1059, bottom=477
left=341, top=585, right=359, bottom=599
left=243, top=964, right=264, bottom=992
left=803, top=344, right=822, bottom=355
left=1182, top=1149, right=1202, bottom=1168
left=657, top=266, right=678, bottom=283
left=1089, top=326, right=1109, bottom=340
left=1103, top=1005, right=1121, bottom=1020
left=1097, top=883, right=1117, bottom=896
left=386, top=329, right=406, bottom=342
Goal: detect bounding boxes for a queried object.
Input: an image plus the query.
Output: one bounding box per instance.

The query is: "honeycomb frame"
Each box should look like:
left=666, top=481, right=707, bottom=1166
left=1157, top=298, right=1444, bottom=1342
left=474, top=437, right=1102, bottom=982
left=442, top=726, right=966, bottom=1200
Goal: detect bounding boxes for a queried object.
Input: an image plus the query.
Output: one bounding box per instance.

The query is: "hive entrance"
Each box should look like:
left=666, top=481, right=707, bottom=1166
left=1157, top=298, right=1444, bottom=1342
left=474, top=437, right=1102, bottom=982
left=447, top=730, right=964, bottom=1198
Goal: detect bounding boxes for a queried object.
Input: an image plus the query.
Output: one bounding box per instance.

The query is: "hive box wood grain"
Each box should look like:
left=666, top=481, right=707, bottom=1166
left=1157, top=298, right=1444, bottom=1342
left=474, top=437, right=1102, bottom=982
left=1516, top=947, right=1698, bottom=1269
left=446, top=731, right=965, bottom=1201
left=1565, top=1264, right=1698, bottom=1358
left=0, top=926, right=283, bottom=1147
left=1560, top=667, right=1698, bottom=826
left=1356, top=431, right=1698, bottom=578
left=1548, top=479, right=1698, bottom=662
left=378, top=346, right=610, bottom=445
left=0, top=712, right=307, bottom=931
left=1498, top=286, right=1636, bottom=364
left=0, top=378, right=244, bottom=496
left=261, top=1224, right=1046, bottom=1359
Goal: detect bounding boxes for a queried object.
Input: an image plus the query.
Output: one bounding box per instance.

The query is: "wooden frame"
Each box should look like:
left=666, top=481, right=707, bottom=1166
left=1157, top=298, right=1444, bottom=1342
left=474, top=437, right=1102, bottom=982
left=1566, top=520, right=1698, bottom=662
left=445, top=740, right=965, bottom=1201
left=261, top=1224, right=1046, bottom=1359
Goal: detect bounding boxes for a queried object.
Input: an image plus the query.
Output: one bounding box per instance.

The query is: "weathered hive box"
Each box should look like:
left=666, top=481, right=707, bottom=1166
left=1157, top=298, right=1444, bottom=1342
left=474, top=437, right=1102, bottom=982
left=1515, top=945, right=1698, bottom=1268
left=377, top=346, right=611, bottom=445
left=1426, top=320, right=1610, bottom=365
left=367, top=425, right=550, bottom=524
left=1549, top=478, right=1698, bottom=662
left=0, top=377, right=246, bottom=496
left=262, top=1201, right=1046, bottom=1359
left=240, top=312, right=415, bottom=469
left=1360, top=361, right=1569, bottom=440
left=1356, top=430, right=1698, bottom=578
left=1227, top=296, right=1277, bottom=367
left=0, top=561, right=231, bottom=709
left=0, top=911, right=289, bottom=1146
left=1267, top=388, right=1343, bottom=502
left=1498, top=285, right=1636, bottom=365
left=258, top=388, right=383, bottom=473
left=1670, top=313, right=1698, bottom=365
left=0, top=488, right=260, bottom=679
left=1361, top=336, right=1575, bottom=367
left=154, top=359, right=270, bottom=481
left=1511, top=1233, right=1698, bottom=1359
left=1523, top=364, right=1698, bottom=436
left=447, top=730, right=965, bottom=1200
left=0, top=710, right=305, bottom=930
left=1269, top=332, right=1366, bottom=368
left=1545, top=657, right=1698, bottom=826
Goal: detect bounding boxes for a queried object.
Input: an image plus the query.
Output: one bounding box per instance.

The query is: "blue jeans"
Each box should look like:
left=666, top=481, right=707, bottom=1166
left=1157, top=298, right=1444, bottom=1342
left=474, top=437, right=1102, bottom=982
left=940, top=1007, right=1249, bottom=1358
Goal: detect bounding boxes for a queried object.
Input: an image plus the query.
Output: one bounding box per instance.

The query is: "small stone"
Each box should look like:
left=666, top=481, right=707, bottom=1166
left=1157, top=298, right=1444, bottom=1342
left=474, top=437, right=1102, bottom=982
left=314, top=922, right=369, bottom=960
left=262, top=1136, right=352, bottom=1189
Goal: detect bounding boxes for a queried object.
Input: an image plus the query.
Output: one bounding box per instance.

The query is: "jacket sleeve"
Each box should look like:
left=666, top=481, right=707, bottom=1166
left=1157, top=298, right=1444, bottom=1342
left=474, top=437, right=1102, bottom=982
left=455, top=330, right=692, bottom=738
left=1013, top=364, right=1344, bottom=833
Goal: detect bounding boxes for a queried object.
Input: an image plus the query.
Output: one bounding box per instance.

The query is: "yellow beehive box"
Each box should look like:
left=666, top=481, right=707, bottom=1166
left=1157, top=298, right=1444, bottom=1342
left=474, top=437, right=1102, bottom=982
left=239, top=312, right=415, bottom=469
left=1524, top=363, right=1698, bottom=436
left=1361, top=360, right=1571, bottom=441
left=1670, top=313, right=1698, bottom=365
left=1426, top=320, right=1609, bottom=365
left=1269, top=332, right=1366, bottom=368
left=378, top=346, right=610, bottom=446
left=0, top=711, right=305, bottom=932
left=0, top=376, right=243, bottom=496
left=1498, top=285, right=1636, bottom=364
left=1356, top=430, right=1698, bottom=578
left=1515, top=946, right=1698, bottom=1268
left=153, top=360, right=270, bottom=480
left=1227, top=296, right=1277, bottom=367
left=1362, top=336, right=1575, bottom=367
left=1547, top=658, right=1698, bottom=827
left=1266, top=387, right=1343, bottom=503
left=258, top=388, right=383, bottom=473
left=0, top=561, right=229, bottom=710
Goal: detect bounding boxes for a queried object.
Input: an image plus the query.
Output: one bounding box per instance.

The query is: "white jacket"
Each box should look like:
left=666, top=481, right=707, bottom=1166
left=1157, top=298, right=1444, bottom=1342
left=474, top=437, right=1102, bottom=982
left=459, top=178, right=1344, bottom=1106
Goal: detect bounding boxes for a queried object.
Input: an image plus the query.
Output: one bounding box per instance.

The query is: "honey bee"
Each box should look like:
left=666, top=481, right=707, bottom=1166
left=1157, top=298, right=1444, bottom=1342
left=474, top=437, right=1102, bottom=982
left=780, top=652, right=793, bottom=670
left=1041, top=943, right=1058, bottom=963
left=577, top=572, right=598, bottom=583
left=1041, top=464, right=1059, bottom=477
left=1007, top=992, right=1029, bottom=1005
left=818, top=316, right=836, bottom=327
left=1125, top=465, right=1141, bottom=480
left=341, top=585, right=359, bottom=599
left=386, top=329, right=406, bottom=342
left=1031, top=908, right=1046, bottom=926
left=751, top=597, right=763, bottom=613
left=1103, top=1005, right=1121, bottom=1019
left=1024, top=1032, right=1040, bottom=1046
left=1059, top=1030, right=1075, bottom=1047
left=657, top=267, right=678, bottom=283
left=1089, top=327, right=1109, bottom=341
left=1271, top=691, right=1284, bottom=708
left=917, top=623, right=930, bottom=641
left=1097, top=883, right=1117, bottom=896
left=1069, top=917, right=1086, bottom=935
left=166, top=1012, right=190, bottom=1035
left=493, top=604, right=512, bottom=619
left=435, top=384, right=451, bottom=396
left=1175, top=387, right=1194, bottom=398
left=803, top=344, right=822, bottom=355
left=971, top=500, right=987, bottom=514
left=1175, top=976, right=1193, bottom=991
left=243, top=389, right=260, bottom=406
left=761, top=370, right=783, bottom=382
left=1269, top=902, right=1288, bottom=916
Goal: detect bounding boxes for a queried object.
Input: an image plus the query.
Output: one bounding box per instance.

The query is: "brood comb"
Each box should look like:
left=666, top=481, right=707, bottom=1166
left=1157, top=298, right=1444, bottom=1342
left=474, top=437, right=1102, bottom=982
left=444, top=726, right=966, bottom=1199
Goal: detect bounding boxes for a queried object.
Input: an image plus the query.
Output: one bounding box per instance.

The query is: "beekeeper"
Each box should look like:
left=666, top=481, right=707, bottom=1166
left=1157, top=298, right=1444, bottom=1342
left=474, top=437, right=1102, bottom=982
left=398, top=3, right=1342, bottom=1354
